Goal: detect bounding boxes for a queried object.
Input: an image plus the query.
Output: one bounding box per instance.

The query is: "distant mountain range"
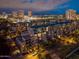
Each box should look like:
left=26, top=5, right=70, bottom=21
left=0, top=8, right=79, bottom=15
left=0, top=0, right=79, bottom=15
left=0, top=8, right=66, bottom=15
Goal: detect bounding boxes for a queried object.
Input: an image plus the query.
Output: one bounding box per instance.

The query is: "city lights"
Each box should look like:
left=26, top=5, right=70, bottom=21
left=0, top=9, right=79, bottom=59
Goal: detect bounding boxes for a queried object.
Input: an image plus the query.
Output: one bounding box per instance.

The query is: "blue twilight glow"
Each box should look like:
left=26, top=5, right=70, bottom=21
left=0, top=0, right=79, bottom=14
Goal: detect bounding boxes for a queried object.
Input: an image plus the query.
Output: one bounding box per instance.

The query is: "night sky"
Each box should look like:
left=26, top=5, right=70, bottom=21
left=0, top=0, right=79, bottom=15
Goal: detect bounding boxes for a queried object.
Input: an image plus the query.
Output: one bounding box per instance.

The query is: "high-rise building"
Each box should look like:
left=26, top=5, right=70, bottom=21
left=28, top=9, right=32, bottom=17
left=76, top=14, right=79, bottom=20
left=17, top=10, right=24, bottom=18
left=66, top=9, right=76, bottom=20
left=12, top=11, right=17, bottom=18
left=1, top=12, right=8, bottom=18
left=58, top=15, right=64, bottom=20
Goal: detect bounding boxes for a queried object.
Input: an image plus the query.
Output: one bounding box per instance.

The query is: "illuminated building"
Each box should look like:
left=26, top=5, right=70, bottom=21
left=58, top=15, right=64, bottom=20
left=66, top=9, right=76, bottom=20
left=58, top=36, right=77, bottom=45
left=28, top=10, right=32, bottom=17
left=17, top=10, right=24, bottom=19
left=0, top=12, right=8, bottom=19
left=76, top=14, right=79, bottom=20
left=12, top=11, right=17, bottom=18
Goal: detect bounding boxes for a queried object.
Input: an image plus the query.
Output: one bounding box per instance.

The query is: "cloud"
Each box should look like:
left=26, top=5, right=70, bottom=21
left=0, top=0, right=69, bottom=11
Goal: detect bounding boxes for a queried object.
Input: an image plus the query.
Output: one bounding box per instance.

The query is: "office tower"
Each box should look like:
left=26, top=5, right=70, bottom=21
left=17, top=10, right=24, bottom=19
left=12, top=11, right=17, bottom=18
left=66, top=9, right=76, bottom=20
left=28, top=9, right=32, bottom=17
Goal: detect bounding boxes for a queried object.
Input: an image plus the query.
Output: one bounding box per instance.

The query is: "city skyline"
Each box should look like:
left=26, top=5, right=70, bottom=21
left=0, top=0, right=79, bottom=15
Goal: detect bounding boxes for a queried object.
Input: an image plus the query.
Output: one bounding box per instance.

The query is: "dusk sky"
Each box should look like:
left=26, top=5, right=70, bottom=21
left=0, top=0, right=79, bottom=15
